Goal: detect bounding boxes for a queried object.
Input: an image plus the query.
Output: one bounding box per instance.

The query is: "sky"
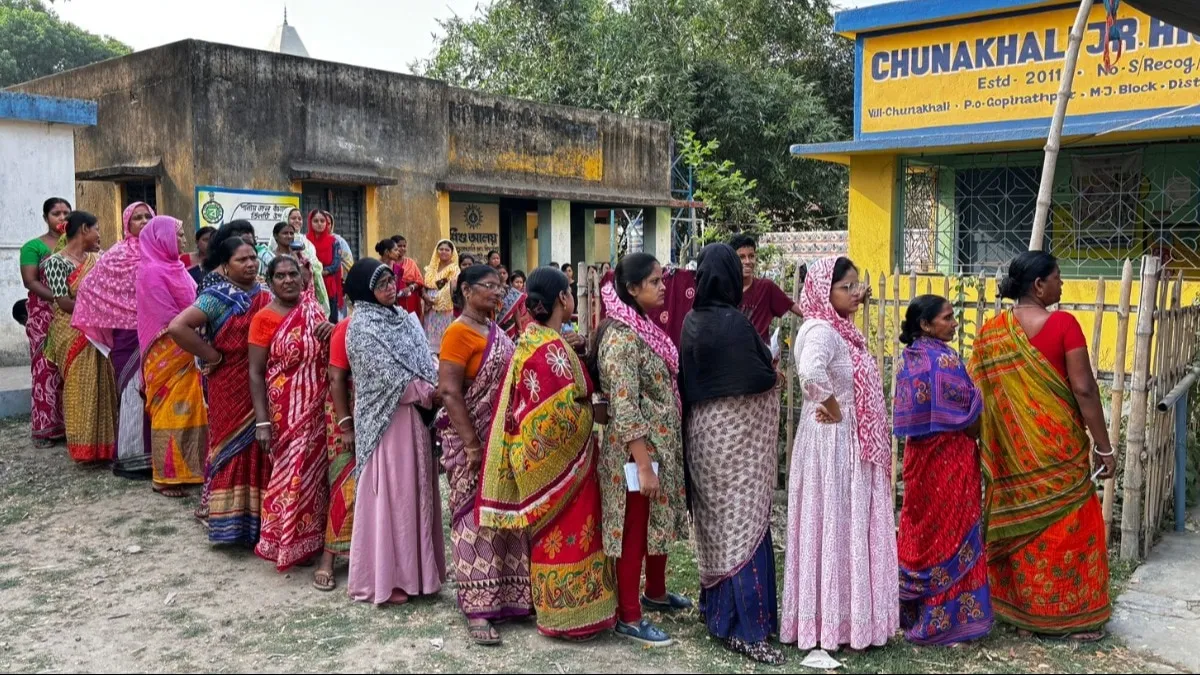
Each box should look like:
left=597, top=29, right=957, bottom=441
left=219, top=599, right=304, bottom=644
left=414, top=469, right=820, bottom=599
left=52, top=0, right=895, bottom=75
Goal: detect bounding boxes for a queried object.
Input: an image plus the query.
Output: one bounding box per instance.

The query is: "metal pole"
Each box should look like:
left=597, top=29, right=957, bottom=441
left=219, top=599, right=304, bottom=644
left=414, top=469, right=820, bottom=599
left=1175, top=392, right=1188, bottom=533
left=1029, top=0, right=1096, bottom=251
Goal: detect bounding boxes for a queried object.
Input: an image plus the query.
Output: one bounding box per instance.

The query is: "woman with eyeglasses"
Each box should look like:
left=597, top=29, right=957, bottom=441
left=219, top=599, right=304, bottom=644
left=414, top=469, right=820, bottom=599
left=780, top=256, right=899, bottom=652
left=436, top=264, right=532, bottom=645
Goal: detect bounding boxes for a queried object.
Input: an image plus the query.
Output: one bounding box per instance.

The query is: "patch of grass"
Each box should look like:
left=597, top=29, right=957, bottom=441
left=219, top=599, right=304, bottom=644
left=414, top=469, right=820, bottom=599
left=0, top=576, right=20, bottom=590
left=105, top=513, right=135, bottom=528
left=1109, top=554, right=1140, bottom=595
left=130, top=519, right=179, bottom=538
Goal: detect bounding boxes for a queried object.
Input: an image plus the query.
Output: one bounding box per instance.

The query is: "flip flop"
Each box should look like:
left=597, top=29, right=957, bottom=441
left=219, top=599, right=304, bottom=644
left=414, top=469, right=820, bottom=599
left=468, top=620, right=501, bottom=646
left=152, top=485, right=186, bottom=498
left=312, top=570, right=336, bottom=592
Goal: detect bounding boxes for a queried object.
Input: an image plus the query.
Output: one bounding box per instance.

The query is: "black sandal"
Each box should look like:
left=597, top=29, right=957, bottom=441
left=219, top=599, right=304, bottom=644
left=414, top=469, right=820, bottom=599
left=725, top=637, right=788, bottom=666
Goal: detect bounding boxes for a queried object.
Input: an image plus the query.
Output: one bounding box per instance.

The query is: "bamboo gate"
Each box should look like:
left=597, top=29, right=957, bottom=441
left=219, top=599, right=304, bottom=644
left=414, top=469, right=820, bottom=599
left=574, top=255, right=1200, bottom=560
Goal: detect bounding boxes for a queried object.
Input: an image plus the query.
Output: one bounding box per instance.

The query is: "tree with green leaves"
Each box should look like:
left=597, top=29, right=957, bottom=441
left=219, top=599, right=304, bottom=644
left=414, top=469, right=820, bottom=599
left=414, top=0, right=851, bottom=229
left=0, top=0, right=131, bottom=88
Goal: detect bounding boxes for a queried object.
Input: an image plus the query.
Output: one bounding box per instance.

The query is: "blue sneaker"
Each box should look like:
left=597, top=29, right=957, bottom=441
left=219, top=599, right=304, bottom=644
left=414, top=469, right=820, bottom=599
left=641, top=592, right=694, bottom=612
left=615, top=619, right=673, bottom=647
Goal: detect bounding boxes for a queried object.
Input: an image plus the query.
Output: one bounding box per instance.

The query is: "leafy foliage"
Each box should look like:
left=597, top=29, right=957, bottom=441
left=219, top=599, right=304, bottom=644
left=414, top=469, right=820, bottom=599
left=0, top=0, right=131, bottom=88
left=414, top=0, right=851, bottom=227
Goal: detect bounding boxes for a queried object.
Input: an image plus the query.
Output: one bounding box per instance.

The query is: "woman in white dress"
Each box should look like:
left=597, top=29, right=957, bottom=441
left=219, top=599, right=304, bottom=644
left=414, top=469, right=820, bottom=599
left=781, top=256, right=899, bottom=652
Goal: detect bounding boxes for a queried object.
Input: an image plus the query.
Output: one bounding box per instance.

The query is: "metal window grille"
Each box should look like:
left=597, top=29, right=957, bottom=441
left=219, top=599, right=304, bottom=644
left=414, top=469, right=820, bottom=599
left=898, top=142, right=1200, bottom=278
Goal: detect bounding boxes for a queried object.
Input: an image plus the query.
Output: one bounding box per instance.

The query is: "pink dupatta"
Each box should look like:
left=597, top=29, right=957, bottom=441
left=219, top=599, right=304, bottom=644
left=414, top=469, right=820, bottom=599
left=136, top=216, right=197, bottom=353
left=600, top=278, right=681, bottom=412
left=72, top=202, right=154, bottom=353
left=798, top=257, right=890, bottom=468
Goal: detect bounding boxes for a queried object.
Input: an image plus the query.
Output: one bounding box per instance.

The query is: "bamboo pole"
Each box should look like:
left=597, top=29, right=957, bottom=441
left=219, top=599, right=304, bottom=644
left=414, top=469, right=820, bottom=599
left=974, top=272, right=987, bottom=355
left=1143, top=272, right=1168, bottom=548
left=784, top=264, right=804, bottom=479
left=862, top=271, right=873, bottom=355
left=893, top=267, right=903, bottom=491
left=1121, top=255, right=1160, bottom=560
left=993, top=267, right=1005, bottom=314
left=1091, top=277, right=1105, bottom=380
left=577, top=262, right=590, bottom=340
left=1103, top=260, right=1134, bottom=531
left=877, top=271, right=887, bottom=378
left=1029, top=0, right=1098, bottom=251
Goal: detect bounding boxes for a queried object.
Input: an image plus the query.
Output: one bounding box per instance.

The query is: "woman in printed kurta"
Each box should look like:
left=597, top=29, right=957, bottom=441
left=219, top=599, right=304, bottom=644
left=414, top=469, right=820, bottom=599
left=344, top=259, right=445, bottom=605
left=72, top=202, right=155, bottom=480
left=423, top=239, right=459, bottom=355
left=781, top=256, right=899, bottom=652
left=19, top=197, right=71, bottom=447
left=894, top=295, right=993, bottom=646
left=480, top=266, right=617, bottom=641
left=592, top=253, right=690, bottom=647
left=168, top=238, right=272, bottom=545
left=43, top=211, right=117, bottom=464
left=249, top=255, right=334, bottom=572
left=968, top=252, right=1113, bottom=640
left=138, top=216, right=207, bottom=494
left=680, top=244, right=785, bottom=665
left=436, top=264, right=532, bottom=646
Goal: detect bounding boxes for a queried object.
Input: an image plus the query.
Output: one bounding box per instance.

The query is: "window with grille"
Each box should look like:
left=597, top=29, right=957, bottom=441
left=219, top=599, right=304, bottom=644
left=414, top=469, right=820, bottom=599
left=301, top=185, right=364, bottom=258
left=897, top=143, right=1200, bottom=278
left=122, top=180, right=157, bottom=213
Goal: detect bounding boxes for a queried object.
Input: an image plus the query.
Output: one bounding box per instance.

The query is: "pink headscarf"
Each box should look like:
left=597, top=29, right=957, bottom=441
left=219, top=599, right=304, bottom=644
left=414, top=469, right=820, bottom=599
left=136, top=216, right=196, bottom=353
left=72, top=202, right=154, bottom=354
left=798, top=257, right=890, bottom=468
left=601, top=277, right=681, bottom=413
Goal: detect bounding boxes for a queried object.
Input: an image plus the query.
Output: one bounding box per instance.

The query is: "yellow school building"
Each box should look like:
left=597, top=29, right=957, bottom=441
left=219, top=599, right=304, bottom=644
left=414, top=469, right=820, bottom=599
left=791, top=0, right=1200, bottom=371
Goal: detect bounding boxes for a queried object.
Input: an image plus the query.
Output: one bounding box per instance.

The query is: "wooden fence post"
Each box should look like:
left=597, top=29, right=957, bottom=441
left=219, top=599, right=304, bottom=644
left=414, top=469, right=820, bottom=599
left=1090, top=277, right=1105, bottom=380
left=891, top=267, right=902, bottom=491
left=1103, top=260, right=1133, bottom=532
left=1121, top=255, right=1160, bottom=560
left=784, top=264, right=804, bottom=479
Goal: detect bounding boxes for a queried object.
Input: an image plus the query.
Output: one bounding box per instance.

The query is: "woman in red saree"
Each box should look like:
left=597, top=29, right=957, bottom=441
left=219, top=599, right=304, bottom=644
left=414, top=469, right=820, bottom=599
left=479, top=266, right=617, bottom=640
left=168, top=238, right=272, bottom=545
left=894, top=295, right=992, bottom=646
left=249, top=255, right=334, bottom=572
left=968, top=252, right=1115, bottom=641
left=20, top=197, right=70, bottom=446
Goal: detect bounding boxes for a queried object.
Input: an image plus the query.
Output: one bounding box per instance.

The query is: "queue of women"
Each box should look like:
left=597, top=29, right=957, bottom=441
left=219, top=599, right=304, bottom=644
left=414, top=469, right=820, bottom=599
left=19, top=195, right=1116, bottom=665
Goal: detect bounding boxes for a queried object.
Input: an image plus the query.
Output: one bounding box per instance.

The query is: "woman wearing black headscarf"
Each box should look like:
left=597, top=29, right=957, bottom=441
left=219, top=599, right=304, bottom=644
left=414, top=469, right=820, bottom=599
left=341, top=258, right=445, bottom=606
left=680, top=243, right=784, bottom=665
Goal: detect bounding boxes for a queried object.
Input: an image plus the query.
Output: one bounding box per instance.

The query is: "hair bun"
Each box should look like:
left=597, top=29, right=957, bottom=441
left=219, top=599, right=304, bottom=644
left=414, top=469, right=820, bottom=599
left=998, top=275, right=1018, bottom=300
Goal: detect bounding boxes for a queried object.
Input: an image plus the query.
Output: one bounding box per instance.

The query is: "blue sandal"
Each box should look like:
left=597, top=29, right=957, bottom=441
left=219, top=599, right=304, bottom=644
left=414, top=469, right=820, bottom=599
left=615, top=619, right=673, bottom=647
left=641, top=592, right=694, bottom=612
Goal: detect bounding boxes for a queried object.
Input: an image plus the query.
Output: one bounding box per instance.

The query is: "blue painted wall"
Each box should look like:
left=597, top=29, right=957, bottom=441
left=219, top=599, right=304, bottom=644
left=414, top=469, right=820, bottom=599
left=0, top=91, right=96, bottom=127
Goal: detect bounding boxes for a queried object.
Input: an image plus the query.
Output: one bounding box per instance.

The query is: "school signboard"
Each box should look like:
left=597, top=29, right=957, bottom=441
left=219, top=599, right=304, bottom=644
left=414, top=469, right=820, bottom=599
left=859, top=3, right=1200, bottom=135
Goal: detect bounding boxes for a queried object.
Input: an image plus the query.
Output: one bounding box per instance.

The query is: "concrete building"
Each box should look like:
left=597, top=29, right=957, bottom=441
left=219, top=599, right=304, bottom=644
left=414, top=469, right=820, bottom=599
left=0, top=91, right=96, bottom=365
left=9, top=39, right=676, bottom=272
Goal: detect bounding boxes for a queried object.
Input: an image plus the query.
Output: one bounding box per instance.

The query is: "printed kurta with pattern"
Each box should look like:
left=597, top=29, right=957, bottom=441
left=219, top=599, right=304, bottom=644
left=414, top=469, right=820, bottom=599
left=596, top=321, right=688, bottom=558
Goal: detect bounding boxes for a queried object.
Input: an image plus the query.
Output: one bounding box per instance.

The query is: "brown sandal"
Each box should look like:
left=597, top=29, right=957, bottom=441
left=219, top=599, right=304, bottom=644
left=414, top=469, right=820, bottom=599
left=152, top=484, right=186, bottom=499
left=468, top=620, right=501, bottom=646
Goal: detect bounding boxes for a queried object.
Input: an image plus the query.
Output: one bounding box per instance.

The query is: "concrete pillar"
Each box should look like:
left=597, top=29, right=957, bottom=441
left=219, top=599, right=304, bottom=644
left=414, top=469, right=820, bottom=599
left=570, top=205, right=598, bottom=268
left=537, top=199, right=571, bottom=267
left=847, top=155, right=898, bottom=273
left=641, top=206, right=673, bottom=263
left=505, top=208, right=527, bottom=273
left=437, top=190, right=452, bottom=244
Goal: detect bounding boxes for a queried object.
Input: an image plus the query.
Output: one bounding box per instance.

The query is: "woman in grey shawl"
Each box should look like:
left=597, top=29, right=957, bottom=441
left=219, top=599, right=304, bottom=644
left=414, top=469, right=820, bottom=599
left=343, top=258, right=445, bottom=605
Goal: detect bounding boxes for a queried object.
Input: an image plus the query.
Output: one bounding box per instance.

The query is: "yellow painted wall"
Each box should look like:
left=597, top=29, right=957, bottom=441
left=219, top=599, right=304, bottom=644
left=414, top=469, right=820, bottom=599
left=847, top=155, right=898, bottom=273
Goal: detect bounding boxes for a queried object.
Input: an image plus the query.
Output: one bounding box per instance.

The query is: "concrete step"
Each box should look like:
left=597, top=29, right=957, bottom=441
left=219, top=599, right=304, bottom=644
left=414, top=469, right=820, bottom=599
left=0, top=365, right=31, bottom=418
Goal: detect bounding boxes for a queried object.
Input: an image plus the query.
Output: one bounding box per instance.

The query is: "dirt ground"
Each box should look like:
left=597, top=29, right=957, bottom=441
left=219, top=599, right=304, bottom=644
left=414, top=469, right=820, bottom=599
left=0, top=415, right=1184, bottom=674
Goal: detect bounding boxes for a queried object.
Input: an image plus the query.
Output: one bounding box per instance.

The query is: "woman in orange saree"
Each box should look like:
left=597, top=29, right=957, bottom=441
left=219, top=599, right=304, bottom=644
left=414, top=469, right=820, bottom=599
left=968, top=252, right=1115, bottom=641
left=479, top=266, right=617, bottom=641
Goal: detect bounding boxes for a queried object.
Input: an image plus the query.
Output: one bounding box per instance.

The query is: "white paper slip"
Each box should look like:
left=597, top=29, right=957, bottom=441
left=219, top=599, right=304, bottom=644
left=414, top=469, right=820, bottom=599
left=769, top=326, right=782, bottom=360
left=800, top=649, right=843, bottom=670
left=624, top=461, right=659, bottom=492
